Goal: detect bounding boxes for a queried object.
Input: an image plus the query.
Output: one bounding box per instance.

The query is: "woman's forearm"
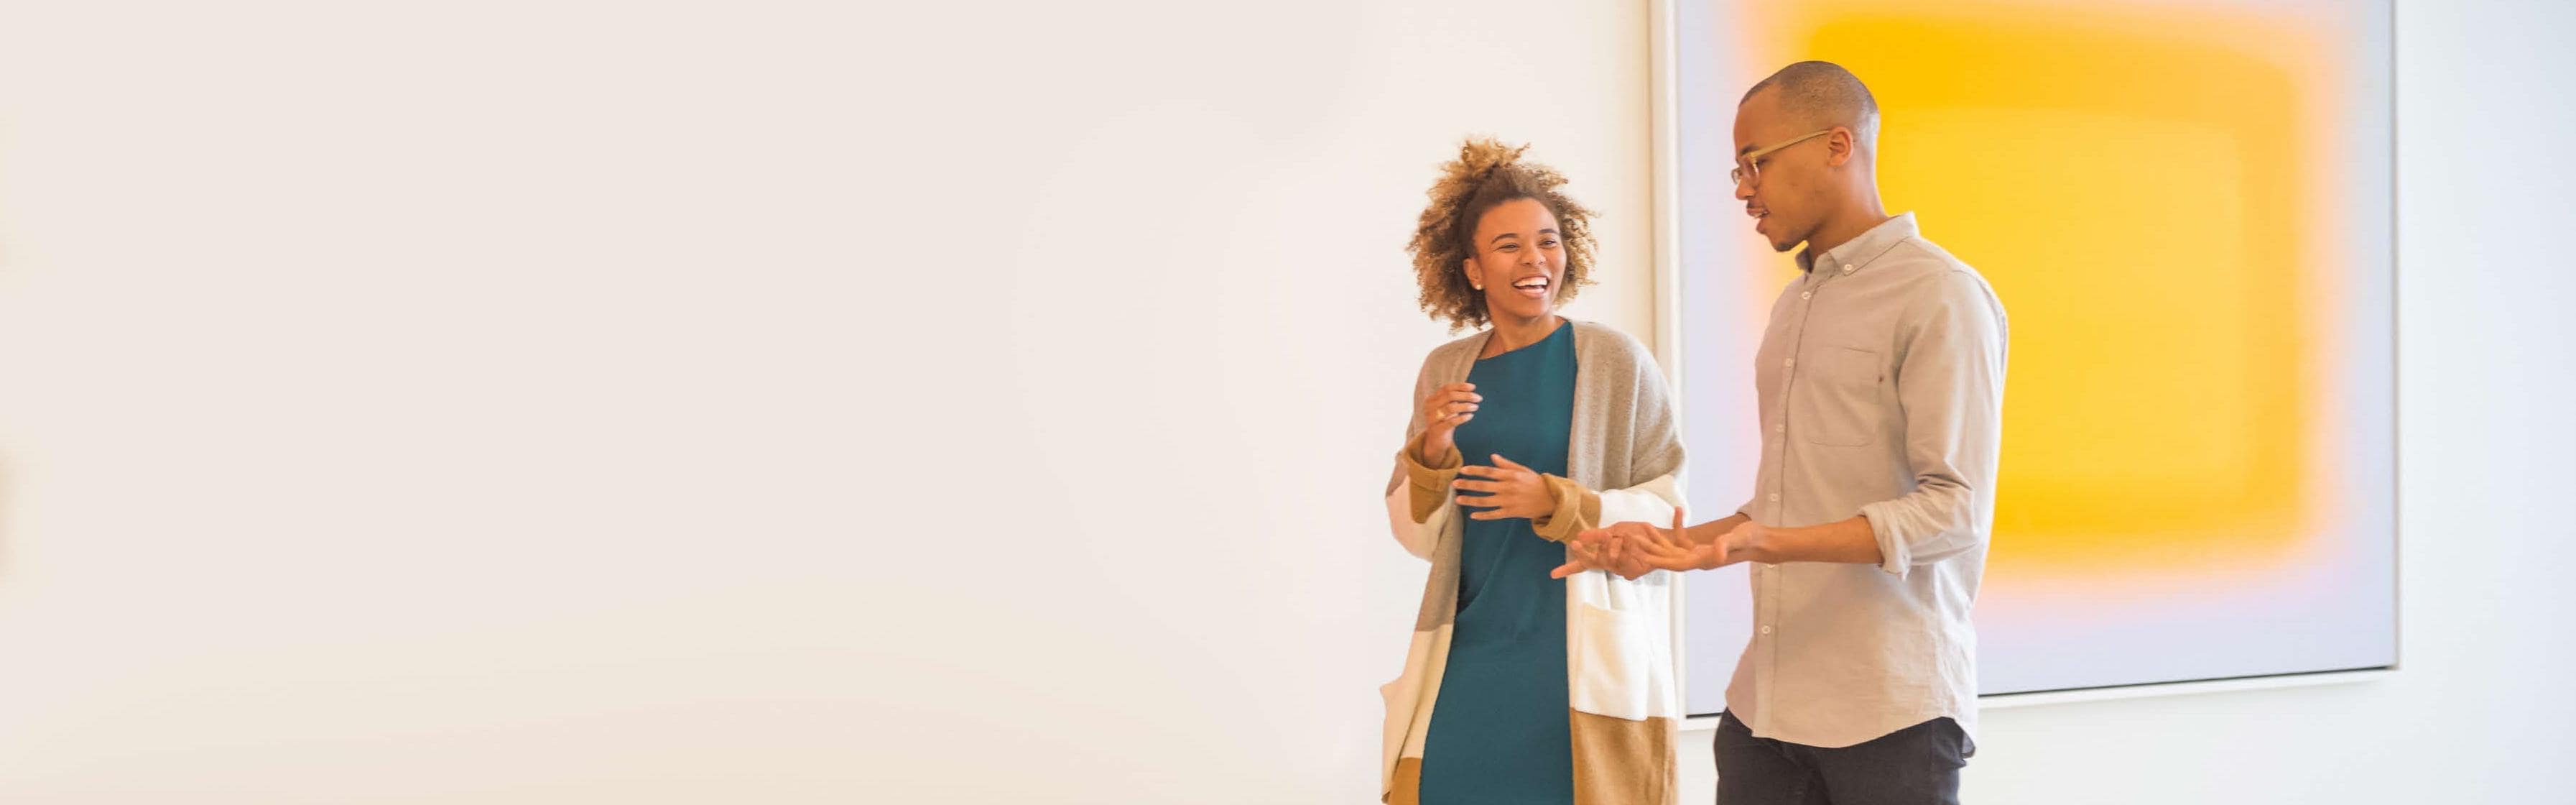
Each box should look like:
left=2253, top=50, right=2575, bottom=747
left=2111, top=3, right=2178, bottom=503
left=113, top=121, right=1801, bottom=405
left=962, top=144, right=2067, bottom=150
left=1406, top=431, right=1460, bottom=469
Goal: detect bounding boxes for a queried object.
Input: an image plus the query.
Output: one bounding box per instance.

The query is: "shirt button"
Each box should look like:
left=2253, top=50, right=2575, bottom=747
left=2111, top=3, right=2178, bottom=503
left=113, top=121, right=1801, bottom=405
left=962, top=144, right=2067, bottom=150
left=1774, top=423, right=1786, bottom=433
left=1767, top=493, right=1780, bottom=502
left=1784, top=357, right=1796, bottom=368
left=1759, top=625, right=1774, bottom=635
left=1800, top=291, right=1812, bottom=300
left=1842, top=264, right=1855, bottom=273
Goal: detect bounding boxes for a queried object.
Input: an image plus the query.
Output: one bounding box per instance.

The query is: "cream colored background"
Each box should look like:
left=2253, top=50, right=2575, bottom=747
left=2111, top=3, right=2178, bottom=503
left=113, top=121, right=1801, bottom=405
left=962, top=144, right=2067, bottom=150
left=0, top=1, right=2566, bottom=802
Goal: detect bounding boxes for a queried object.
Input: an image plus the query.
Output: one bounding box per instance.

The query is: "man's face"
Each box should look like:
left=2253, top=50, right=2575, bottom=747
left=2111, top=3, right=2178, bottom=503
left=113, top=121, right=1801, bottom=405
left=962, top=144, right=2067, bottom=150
left=1731, top=90, right=1832, bottom=253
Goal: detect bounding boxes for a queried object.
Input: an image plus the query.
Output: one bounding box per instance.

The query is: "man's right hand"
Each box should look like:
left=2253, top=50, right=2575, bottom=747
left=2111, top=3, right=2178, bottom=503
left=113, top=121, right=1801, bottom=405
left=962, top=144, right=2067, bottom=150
left=1554, top=508, right=1686, bottom=579
left=1416, top=382, right=1481, bottom=461
left=1560, top=509, right=1726, bottom=577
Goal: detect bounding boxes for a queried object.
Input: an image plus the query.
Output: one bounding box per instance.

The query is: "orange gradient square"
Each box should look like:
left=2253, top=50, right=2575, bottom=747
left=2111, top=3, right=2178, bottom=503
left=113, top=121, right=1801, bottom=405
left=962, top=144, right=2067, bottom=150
left=1736, top=2, right=2342, bottom=574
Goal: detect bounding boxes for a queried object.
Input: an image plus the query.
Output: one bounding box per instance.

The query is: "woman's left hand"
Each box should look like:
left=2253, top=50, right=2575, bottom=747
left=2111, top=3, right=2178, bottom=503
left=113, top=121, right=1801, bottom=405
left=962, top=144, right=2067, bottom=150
left=1453, top=454, right=1555, bottom=520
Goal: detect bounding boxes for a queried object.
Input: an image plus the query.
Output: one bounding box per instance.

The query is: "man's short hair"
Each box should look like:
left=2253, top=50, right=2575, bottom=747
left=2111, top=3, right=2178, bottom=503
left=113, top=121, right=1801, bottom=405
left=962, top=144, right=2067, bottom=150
left=1743, top=60, right=1881, bottom=147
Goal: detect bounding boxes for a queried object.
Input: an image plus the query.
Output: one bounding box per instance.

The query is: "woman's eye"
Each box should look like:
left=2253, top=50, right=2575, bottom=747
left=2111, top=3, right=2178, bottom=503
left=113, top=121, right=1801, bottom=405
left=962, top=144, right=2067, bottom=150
left=1496, top=244, right=1518, bottom=252
left=1541, top=239, right=1559, bottom=248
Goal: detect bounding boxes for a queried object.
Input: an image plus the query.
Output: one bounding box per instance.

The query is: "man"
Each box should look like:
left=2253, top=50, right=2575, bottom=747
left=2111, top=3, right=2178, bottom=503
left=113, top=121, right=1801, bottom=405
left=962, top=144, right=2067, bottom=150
left=1555, top=61, right=2008, bottom=804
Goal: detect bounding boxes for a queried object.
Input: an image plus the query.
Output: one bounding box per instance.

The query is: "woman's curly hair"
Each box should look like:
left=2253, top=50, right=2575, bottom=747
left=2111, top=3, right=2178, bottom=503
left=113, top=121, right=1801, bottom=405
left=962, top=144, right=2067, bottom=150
left=1407, top=137, right=1598, bottom=333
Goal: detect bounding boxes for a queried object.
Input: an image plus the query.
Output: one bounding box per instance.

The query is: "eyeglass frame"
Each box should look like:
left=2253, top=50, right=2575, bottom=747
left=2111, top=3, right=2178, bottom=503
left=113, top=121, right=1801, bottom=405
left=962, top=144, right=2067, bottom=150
left=1730, top=128, right=1836, bottom=188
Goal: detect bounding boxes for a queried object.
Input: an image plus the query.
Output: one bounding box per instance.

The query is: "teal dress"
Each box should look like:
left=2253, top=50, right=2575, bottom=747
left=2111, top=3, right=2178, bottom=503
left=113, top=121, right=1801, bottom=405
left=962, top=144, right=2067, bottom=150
left=1419, top=322, right=1577, bottom=805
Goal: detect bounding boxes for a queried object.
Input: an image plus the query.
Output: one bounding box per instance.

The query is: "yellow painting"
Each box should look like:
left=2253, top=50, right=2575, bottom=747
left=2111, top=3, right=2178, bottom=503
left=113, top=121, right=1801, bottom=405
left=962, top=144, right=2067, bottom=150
left=1677, top=0, right=2395, bottom=699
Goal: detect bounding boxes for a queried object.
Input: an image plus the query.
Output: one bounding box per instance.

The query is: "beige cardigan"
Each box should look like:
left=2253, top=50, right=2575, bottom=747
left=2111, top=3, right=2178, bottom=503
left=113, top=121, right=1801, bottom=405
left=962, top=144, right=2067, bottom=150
left=1380, top=320, right=1685, bottom=805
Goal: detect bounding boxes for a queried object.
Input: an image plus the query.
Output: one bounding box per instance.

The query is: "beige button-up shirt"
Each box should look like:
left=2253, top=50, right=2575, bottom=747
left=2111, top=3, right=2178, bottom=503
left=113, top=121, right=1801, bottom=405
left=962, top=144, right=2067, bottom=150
left=1726, top=213, right=2008, bottom=750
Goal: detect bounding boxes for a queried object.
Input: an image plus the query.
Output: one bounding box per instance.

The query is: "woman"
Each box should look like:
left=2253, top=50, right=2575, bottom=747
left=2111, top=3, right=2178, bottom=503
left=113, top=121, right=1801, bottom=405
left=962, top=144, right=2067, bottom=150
left=1380, top=139, right=1687, bottom=805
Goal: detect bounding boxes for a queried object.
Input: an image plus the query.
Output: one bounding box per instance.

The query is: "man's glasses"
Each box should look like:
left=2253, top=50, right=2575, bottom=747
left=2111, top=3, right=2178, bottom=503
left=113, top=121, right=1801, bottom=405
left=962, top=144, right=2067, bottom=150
left=1731, top=128, right=1835, bottom=188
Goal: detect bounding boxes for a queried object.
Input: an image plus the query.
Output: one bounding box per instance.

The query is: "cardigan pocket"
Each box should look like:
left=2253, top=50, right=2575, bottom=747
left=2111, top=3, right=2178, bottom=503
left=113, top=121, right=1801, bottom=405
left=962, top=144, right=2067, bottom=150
left=1570, top=602, right=1654, bottom=720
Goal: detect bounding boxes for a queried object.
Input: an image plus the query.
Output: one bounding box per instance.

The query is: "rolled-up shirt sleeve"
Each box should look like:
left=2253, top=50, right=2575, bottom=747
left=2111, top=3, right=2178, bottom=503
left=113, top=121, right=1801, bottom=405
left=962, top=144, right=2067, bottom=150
left=1857, top=270, right=2008, bottom=577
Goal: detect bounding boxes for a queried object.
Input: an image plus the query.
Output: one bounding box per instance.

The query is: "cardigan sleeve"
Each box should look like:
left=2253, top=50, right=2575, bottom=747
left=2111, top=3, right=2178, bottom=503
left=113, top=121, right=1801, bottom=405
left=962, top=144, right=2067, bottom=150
left=1540, top=325, right=1687, bottom=543
left=1596, top=326, right=1689, bottom=529
left=1386, top=348, right=1457, bottom=561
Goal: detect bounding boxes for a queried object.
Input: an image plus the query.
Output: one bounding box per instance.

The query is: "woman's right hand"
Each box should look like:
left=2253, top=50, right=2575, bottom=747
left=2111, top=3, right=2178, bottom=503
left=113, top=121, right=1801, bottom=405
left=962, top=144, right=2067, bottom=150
left=1416, top=382, right=1481, bottom=461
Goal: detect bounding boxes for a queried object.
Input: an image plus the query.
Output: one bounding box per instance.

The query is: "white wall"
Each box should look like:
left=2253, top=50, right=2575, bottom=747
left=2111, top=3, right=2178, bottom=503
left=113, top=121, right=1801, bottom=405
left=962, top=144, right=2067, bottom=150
left=0, top=1, right=1653, bottom=801
left=0, top=1, right=2566, bottom=803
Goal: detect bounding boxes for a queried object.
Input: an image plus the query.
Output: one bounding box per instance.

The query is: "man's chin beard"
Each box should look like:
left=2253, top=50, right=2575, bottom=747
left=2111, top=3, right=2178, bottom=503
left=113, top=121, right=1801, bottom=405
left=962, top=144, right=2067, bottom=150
left=1772, top=223, right=1809, bottom=253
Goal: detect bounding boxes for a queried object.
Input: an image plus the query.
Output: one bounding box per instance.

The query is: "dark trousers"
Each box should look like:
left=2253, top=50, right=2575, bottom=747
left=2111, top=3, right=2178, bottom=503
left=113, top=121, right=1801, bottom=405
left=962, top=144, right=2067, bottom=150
left=1713, top=710, right=1970, bottom=805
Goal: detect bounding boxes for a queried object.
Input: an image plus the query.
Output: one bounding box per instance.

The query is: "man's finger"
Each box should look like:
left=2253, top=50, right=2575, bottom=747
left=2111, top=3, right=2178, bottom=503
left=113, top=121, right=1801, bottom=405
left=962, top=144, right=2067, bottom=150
left=1646, top=509, right=1685, bottom=547
left=1451, top=479, right=1500, bottom=493
left=1632, top=538, right=1694, bottom=561
left=1457, top=465, right=1501, bottom=479
left=1639, top=522, right=1691, bottom=551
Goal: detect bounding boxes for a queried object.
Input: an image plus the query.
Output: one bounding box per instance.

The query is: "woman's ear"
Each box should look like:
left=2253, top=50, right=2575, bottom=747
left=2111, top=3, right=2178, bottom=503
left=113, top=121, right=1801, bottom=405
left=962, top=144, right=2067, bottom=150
left=1462, top=257, right=1483, bottom=291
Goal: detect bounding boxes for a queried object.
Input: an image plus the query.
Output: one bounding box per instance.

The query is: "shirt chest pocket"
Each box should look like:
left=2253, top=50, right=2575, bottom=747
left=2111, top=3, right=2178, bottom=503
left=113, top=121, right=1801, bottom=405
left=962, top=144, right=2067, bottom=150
left=1794, top=346, right=1885, bottom=447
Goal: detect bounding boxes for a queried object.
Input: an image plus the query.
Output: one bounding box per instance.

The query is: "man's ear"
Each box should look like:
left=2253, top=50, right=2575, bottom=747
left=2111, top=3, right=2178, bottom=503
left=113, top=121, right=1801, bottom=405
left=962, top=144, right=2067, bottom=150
left=1826, top=127, right=1856, bottom=167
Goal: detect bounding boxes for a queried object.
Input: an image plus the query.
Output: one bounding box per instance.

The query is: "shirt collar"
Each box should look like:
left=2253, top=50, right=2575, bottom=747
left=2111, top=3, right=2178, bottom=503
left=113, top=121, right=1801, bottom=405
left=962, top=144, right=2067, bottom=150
left=1794, top=212, right=1918, bottom=276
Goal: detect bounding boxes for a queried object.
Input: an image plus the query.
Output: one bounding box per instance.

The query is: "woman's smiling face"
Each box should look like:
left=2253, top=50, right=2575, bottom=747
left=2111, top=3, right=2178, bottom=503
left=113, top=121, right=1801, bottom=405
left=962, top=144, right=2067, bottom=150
left=1463, top=198, right=1566, bottom=324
